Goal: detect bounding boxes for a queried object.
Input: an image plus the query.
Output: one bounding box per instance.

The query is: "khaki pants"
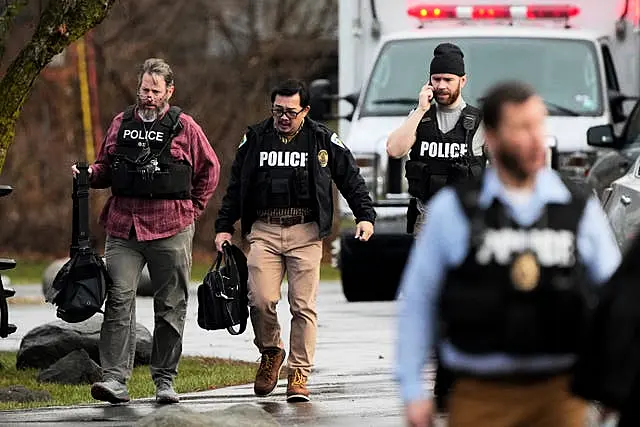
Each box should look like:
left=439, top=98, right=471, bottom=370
left=448, top=375, right=587, bottom=427
left=246, top=220, right=323, bottom=376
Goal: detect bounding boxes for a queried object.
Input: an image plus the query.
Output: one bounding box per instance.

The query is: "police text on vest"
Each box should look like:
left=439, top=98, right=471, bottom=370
left=420, top=141, right=467, bottom=158
left=259, top=151, right=308, bottom=167
left=123, top=129, right=164, bottom=142
left=475, top=228, right=575, bottom=267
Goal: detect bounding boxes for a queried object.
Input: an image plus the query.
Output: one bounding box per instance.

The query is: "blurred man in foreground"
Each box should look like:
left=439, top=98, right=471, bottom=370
left=395, top=80, right=621, bottom=427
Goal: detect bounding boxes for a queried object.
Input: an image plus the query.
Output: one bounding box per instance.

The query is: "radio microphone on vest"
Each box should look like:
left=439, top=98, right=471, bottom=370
left=462, top=114, right=476, bottom=131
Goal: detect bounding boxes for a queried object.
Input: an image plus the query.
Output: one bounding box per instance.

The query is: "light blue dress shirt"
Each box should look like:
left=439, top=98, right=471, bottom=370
left=395, top=168, right=622, bottom=404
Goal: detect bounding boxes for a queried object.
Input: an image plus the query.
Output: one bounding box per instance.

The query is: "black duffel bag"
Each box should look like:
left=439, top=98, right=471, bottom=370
left=197, top=241, right=249, bottom=335
left=46, top=162, right=111, bottom=323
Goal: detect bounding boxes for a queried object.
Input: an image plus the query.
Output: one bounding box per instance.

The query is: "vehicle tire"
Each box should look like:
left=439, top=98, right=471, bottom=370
left=339, top=233, right=413, bottom=302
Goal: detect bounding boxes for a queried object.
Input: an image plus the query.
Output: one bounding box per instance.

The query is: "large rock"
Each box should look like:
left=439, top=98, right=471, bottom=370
left=0, top=385, right=51, bottom=403
left=135, top=406, right=211, bottom=427
left=37, top=349, right=102, bottom=385
left=135, top=404, right=280, bottom=427
left=16, top=315, right=151, bottom=370
left=205, top=404, right=281, bottom=427
left=42, top=257, right=154, bottom=297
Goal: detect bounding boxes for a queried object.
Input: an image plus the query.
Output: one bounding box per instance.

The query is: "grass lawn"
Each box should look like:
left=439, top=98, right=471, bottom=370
left=3, top=259, right=52, bottom=285
left=0, top=351, right=258, bottom=410
left=5, top=259, right=341, bottom=286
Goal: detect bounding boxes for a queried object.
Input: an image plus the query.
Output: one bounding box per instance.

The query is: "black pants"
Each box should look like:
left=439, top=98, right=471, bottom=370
left=434, top=352, right=455, bottom=412
left=618, top=375, right=640, bottom=427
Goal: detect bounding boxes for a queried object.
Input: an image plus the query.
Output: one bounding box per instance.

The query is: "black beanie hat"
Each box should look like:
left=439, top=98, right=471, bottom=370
left=430, top=43, right=465, bottom=77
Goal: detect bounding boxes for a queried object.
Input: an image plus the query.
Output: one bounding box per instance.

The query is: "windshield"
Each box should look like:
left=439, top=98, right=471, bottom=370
left=360, top=37, right=602, bottom=117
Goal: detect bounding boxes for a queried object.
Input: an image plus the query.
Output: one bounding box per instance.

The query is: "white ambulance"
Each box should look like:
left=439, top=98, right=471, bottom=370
left=309, top=0, right=640, bottom=301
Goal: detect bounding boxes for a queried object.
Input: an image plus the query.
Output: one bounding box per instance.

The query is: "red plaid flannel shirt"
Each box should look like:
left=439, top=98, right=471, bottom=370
left=90, top=106, right=220, bottom=241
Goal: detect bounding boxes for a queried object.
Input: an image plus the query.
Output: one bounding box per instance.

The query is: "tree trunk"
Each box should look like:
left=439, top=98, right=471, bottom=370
left=0, top=0, right=116, bottom=172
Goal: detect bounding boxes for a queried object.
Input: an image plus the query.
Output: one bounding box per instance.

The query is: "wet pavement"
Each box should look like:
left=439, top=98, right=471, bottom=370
left=0, top=281, right=421, bottom=426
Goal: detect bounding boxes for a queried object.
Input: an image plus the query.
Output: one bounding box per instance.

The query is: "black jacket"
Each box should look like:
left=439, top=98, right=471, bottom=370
left=215, top=117, right=376, bottom=238
left=571, top=234, right=640, bottom=411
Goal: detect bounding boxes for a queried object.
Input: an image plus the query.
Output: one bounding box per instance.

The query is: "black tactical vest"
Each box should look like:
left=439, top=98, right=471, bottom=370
left=251, top=127, right=313, bottom=210
left=439, top=180, right=591, bottom=358
left=405, top=105, right=483, bottom=202
left=110, top=105, right=192, bottom=200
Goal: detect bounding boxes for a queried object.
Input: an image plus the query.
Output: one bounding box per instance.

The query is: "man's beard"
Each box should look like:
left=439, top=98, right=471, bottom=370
left=435, top=82, right=461, bottom=106
left=494, top=146, right=529, bottom=182
left=137, top=96, right=168, bottom=121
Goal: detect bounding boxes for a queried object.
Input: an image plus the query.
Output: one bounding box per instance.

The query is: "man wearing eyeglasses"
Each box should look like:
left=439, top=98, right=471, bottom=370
left=214, top=78, right=376, bottom=402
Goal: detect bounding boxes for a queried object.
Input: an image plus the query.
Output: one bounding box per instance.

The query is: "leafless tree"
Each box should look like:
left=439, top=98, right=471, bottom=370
left=0, top=0, right=339, bottom=258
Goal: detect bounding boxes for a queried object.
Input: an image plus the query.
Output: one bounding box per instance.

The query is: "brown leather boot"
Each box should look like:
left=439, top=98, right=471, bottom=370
left=254, top=347, right=286, bottom=396
left=286, top=368, right=310, bottom=402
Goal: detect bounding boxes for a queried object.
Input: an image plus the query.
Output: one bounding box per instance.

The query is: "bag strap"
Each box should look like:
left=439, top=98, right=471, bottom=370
left=226, top=306, right=247, bottom=335
left=212, top=250, right=223, bottom=272
left=71, top=162, right=91, bottom=257
left=152, top=106, right=183, bottom=160
left=222, top=242, right=238, bottom=276
left=220, top=241, right=247, bottom=335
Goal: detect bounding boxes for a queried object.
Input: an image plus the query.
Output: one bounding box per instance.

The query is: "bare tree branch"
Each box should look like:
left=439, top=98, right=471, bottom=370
left=0, top=0, right=27, bottom=62
left=0, top=0, right=117, bottom=171
left=208, top=4, right=243, bottom=58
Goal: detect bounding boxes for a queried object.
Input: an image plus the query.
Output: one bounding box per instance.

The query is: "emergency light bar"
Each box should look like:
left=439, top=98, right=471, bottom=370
left=407, top=4, right=580, bottom=20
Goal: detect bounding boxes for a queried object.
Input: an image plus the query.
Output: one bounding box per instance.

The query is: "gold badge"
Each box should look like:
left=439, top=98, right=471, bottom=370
left=318, top=149, right=328, bottom=167
left=510, top=252, right=540, bottom=292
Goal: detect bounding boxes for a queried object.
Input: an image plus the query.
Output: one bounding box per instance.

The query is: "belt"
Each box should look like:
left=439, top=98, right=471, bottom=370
left=259, top=214, right=315, bottom=227
left=456, top=370, right=570, bottom=385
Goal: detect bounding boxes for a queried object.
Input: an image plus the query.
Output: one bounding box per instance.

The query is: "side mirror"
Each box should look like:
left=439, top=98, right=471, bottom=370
left=545, top=136, right=559, bottom=169
left=309, top=79, right=332, bottom=122
left=587, top=124, right=617, bottom=148
left=609, top=90, right=639, bottom=124
left=308, top=78, right=360, bottom=122
left=342, top=92, right=360, bottom=121
left=344, top=92, right=359, bottom=109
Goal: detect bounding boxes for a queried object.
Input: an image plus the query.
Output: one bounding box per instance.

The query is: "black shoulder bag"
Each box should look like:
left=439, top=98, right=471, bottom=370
left=197, top=241, right=249, bottom=335
left=47, top=162, right=112, bottom=323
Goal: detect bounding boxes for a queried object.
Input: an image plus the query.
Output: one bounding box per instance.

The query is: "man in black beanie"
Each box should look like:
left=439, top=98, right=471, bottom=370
left=387, top=42, right=486, bottom=416
left=387, top=42, right=486, bottom=235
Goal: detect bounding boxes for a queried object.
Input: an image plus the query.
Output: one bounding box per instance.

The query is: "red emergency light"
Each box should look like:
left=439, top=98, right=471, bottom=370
left=407, top=4, right=580, bottom=20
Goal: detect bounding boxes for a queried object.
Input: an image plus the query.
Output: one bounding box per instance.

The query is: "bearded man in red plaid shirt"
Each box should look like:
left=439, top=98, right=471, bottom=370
left=71, top=58, right=220, bottom=405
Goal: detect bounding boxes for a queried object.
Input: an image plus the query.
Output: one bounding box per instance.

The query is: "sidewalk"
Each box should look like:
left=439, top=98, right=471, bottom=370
left=0, top=281, right=409, bottom=426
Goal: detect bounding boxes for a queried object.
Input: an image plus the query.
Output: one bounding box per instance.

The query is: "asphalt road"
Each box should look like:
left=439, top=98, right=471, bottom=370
left=0, top=283, right=604, bottom=426
left=0, top=281, right=415, bottom=426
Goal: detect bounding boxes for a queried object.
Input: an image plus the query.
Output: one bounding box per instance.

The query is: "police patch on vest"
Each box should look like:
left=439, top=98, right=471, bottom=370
left=419, top=141, right=468, bottom=158
left=330, top=132, right=346, bottom=149
left=476, top=228, right=576, bottom=267
left=318, top=149, right=328, bottom=167
left=510, top=251, right=540, bottom=292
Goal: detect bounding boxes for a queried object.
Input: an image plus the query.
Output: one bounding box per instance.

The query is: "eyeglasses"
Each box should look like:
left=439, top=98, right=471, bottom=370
left=271, top=107, right=303, bottom=119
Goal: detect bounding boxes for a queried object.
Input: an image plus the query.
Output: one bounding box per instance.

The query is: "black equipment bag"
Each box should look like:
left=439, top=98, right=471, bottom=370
left=197, top=241, right=249, bottom=335
left=46, top=162, right=111, bottom=323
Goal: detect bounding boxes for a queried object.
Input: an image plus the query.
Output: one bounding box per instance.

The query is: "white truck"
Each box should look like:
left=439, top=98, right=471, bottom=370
left=309, top=0, right=640, bottom=301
